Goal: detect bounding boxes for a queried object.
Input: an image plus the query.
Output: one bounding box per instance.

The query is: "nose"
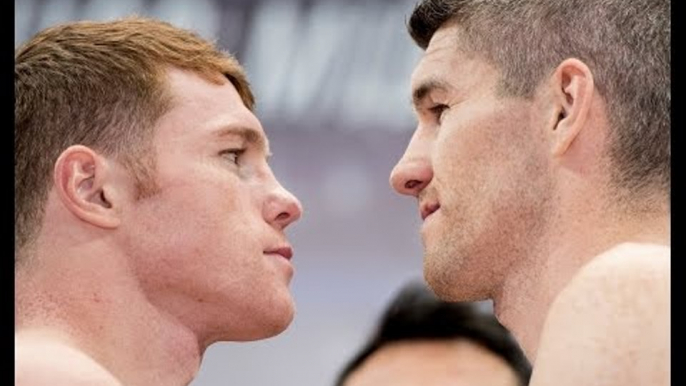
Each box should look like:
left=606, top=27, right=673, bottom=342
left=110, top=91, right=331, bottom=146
left=264, top=181, right=303, bottom=230
left=389, top=130, right=433, bottom=197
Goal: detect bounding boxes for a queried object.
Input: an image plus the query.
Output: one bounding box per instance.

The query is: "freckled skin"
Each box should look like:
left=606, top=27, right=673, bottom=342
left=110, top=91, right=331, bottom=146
left=15, top=68, right=304, bottom=386
left=16, top=332, right=124, bottom=386
left=120, top=68, right=303, bottom=344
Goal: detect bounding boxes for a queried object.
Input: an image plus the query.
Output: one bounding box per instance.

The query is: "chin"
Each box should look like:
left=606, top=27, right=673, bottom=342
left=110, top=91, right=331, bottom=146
left=237, top=298, right=296, bottom=341
left=423, top=252, right=490, bottom=302
left=425, top=273, right=487, bottom=302
left=423, top=267, right=455, bottom=300
left=260, top=304, right=296, bottom=339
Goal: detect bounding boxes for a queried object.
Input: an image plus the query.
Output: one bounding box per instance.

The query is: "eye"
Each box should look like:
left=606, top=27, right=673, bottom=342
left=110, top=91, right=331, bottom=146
left=429, top=104, right=449, bottom=123
left=219, top=148, right=246, bottom=165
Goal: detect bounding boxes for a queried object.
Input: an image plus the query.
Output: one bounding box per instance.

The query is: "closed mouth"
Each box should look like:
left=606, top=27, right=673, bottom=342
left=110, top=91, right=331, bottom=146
left=264, top=246, right=293, bottom=260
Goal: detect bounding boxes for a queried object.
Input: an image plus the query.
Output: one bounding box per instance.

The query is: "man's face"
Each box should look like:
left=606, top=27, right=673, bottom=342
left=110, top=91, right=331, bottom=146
left=390, top=24, right=553, bottom=301
left=120, top=68, right=302, bottom=343
left=344, top=339, right=521, bottom=386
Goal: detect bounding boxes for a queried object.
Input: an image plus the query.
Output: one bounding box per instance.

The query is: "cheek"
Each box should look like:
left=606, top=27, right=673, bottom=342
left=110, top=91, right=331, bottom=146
left=124, top=179, right=260, bottom=258
left=435, top=103, right=533, bottom=179
left=431, top=109, right=539, bottom=227
left=431, top=122, right=494, bottom=195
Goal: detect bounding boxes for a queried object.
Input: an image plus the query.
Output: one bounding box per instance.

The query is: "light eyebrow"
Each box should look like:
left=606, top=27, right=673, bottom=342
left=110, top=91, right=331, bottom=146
left=411, top=78, right=452, bottom=112
left=215, top=126, right=272, bottom=157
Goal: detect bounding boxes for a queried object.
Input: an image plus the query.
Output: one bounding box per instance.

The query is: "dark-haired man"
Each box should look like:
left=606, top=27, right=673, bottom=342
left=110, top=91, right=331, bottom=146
left=390, top=1, right=670, bottom=384
left=336, top=282, right=531, bottom=386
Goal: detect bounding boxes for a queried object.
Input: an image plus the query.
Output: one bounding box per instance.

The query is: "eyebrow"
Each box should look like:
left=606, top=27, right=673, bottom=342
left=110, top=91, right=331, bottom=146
left=214, top=126, right=272, bottom=157
left=411, top=78, right=453, bottom=111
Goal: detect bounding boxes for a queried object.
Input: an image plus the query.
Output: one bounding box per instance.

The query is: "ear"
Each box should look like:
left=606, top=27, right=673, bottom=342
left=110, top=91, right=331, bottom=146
left=53, top=145, right=121, bottom=229
left=549, top=58, right=595, bottom=157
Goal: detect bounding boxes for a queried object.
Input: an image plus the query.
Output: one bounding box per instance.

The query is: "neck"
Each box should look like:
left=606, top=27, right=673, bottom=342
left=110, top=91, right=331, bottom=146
left=16, top=247, right=203, bottom=386
left=492, top=193, right=669, bottom=362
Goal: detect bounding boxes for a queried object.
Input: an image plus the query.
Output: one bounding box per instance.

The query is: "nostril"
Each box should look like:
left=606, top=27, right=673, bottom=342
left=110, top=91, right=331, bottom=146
left=405, top=180, right=422, bottom=190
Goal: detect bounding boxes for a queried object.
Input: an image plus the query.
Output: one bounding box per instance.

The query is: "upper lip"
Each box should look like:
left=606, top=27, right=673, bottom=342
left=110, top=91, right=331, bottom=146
left=264, top=245, right=293, bottom=260
left=420, top=201, right=440, bottom=221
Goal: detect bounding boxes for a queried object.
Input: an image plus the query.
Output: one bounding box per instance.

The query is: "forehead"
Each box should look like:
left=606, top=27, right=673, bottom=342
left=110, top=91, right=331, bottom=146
left=412, top=24, right=461, bottom=77
left=410, top=24, right=497, bottom=96
left=346, top=339, right=518, bottom=386
left=154, top=67, right=268, bottom=149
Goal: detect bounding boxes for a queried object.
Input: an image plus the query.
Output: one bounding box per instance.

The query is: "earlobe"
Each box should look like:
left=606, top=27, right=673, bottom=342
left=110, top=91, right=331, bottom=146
left=53, top=145, right=121, bottom=229
left=550, top=58, right=595, bottom=157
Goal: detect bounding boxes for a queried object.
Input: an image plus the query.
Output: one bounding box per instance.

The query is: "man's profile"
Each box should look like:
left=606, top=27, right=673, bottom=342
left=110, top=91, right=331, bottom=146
left=389, top=1, right=670, bottom=384
left=15, top=17, right=302, bottom=385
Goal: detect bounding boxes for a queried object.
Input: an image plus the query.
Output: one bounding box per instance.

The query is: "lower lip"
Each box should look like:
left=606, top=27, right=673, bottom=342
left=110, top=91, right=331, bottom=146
left=265, top=252, right=290, bottom=260
left=421, top=210, right=439, bottom=230
left=265, top=253, right=294, bottom=275
left=426, top=208, right=440, bottom=221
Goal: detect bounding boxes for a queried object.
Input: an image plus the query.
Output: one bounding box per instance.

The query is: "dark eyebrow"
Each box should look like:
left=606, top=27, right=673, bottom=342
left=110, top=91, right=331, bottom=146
left=215, top=126, right=272, bottom=157
left=411, top=78, right=452, bottom=110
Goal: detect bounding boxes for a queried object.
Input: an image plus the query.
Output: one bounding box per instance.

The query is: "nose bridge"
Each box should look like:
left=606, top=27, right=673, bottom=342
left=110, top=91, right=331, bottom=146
left=263, top=170, right=303, bottom=229
left=403, top=127, right=431, bottom=163
left=390, top=127, right=433, bottom=196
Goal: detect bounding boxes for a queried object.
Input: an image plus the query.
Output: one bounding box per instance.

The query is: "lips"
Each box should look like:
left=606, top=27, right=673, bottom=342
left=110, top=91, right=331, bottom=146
left=264, top=246, right=293, bottom=260
left=420, top=202, right=440, bottom=221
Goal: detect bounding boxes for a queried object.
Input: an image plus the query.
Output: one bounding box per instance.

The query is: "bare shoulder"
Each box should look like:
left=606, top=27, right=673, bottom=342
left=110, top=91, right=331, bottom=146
left=571, top=242, right=669, bottom=298
left=15, top=334, right=123, bottom=386
left=530, top=243, right=670, bottom=386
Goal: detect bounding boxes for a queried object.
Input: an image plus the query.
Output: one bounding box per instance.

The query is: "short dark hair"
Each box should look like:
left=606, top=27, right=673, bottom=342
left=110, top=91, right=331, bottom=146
left=335, top=282, right=531, bottom=386
left=407, top=0, right=670, bottom=209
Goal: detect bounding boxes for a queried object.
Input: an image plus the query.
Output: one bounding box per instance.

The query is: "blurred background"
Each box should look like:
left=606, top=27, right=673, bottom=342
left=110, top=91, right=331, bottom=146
left=16, top=0, right=491, bottom=384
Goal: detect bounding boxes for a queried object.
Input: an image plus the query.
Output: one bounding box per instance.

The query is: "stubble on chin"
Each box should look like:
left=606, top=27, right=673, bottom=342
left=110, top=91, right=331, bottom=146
left=422, top=238, right=464, bottom=301
left=422, top=222, right=498, bottom=303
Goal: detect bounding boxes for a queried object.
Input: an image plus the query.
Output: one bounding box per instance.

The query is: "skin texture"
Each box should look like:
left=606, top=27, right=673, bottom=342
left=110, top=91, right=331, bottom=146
left=390, top=21, right=670, bottom=385
left=530, top=243, right=670, bottom=386
left=121, top=67, right=303, bottom=344
left=15, top=67, right=302, bottom=386
left=391, top=23, right=554, bottom=303
left=343, top=339, right=520, bottom=386
left=16, top=331, right=123, bottom=386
